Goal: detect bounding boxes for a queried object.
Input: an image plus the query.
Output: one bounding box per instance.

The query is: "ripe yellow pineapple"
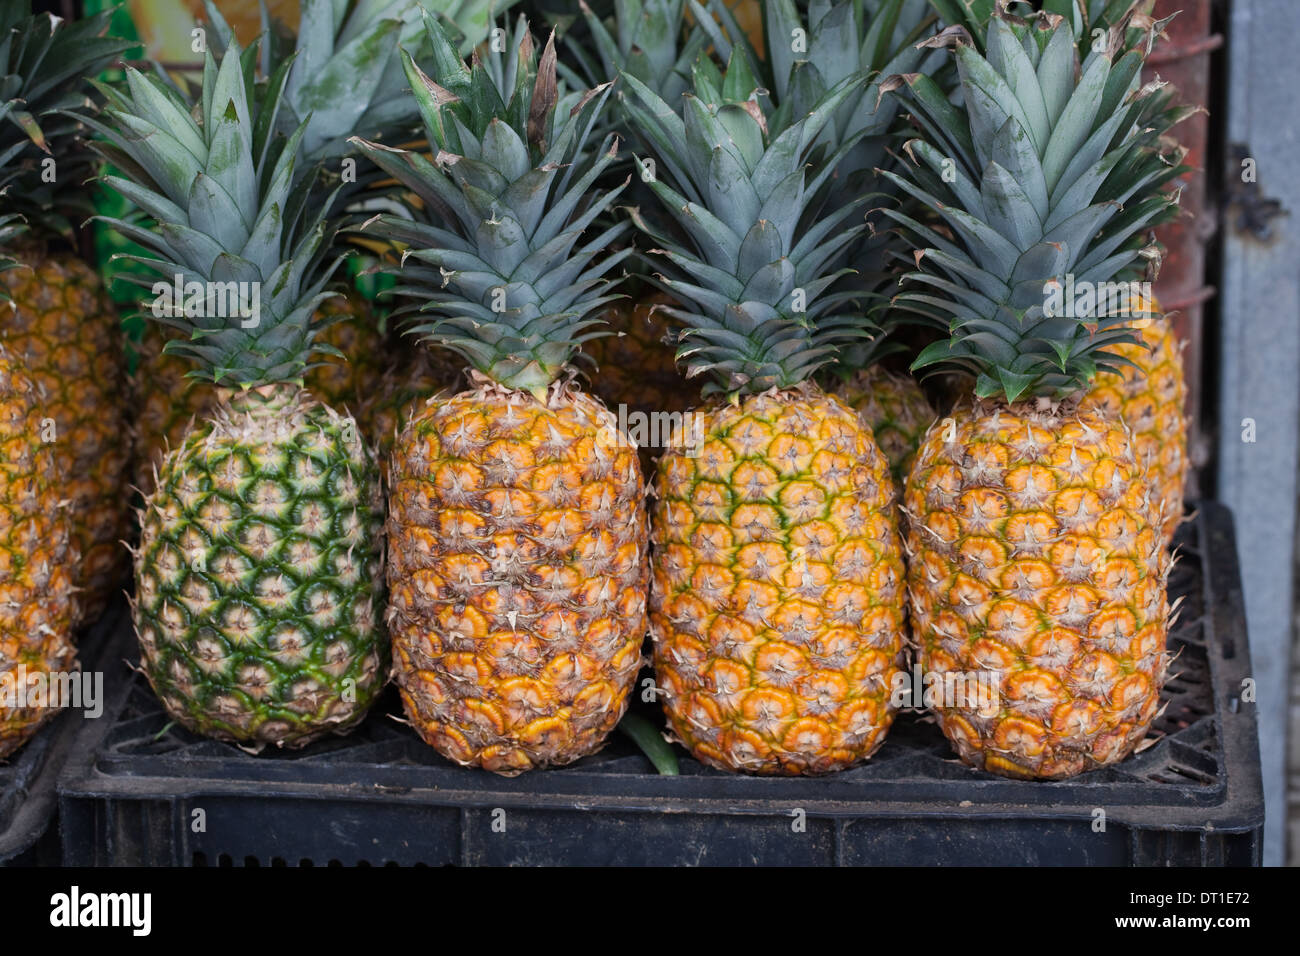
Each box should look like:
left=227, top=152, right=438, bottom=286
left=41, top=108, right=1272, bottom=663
left=356, top=18, right=648, bottom=774
left=906, top=402, right=1169, bottom=778
left=0, top=7, right=132, bottom=624
left=885, top=10, right=1177, bottom=779
left=1080, top=306, right=1186, bottom=546
left=0, top=347, right=79, bottom=759
left=387, top=381, right=646, bottom=772
left=625, top=48, right=907, bottom=774
left=1, top=255, right=129, bottom=621
left=834, top=366, right=935, bottom=489
left=653, top=388, right=905, bottom=773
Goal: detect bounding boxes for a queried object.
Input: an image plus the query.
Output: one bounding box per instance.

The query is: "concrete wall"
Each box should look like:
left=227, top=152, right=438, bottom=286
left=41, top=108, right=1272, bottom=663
left=1218, top=0, right=1300, bottom=868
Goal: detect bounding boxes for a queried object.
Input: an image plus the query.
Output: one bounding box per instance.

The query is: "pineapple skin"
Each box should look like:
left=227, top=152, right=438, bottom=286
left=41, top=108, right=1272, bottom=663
left=1080, top=312, right=1187, bottom=546
left=133, top=387, right=387, bottom=749
left=834, top=366, right=936, bottom=491
left=304, top=293, right=387, bottom=422
left=0, top=348, right=79, bottom=759
left=903, top=400, right=1170, bottom=780
left=651, top=386, right=907, bottom=775
left=131, top=322, right=214, bottom=498
left=361, top=343, right=462, bottom=480
left=1, top=251, right=129, bottom=624
left=386, top=381, right=648, bottom=775
left=586, top=296, right=690, bottom=417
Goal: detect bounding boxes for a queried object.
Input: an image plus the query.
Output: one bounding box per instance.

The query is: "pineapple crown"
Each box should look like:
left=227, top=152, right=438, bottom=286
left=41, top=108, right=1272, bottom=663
left=761, top=0, right=936, bottom=190
left=351, top=14, right=631, bottom=396
left=566, top=0, right=755, bottom=113
left=82, top=40, right=339, bottom=387
left=755, top=0, right=943, bottom=374
left=623, top=51, right=877, bottom=398
left=202, top=0, right=522, bottom=167
left=0, top=2, right=129, bottom=253
left=924, top=0, right=1191, bottom=280
left=880, top=9, right=1182, bottom=402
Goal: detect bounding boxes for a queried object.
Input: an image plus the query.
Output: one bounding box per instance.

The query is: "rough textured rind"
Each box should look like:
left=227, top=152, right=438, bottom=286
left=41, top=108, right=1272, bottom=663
left=303, top=293, right=387, bottom=421
left=361, top=343, right=462, bottom=480
left=834, top=366, right=936, bottom=490
left=585, top=295, right=691, bottom=474
left=585, top=296, right=688, bottom=416
left=1, top=250, right=128, bottom=623
left=0, top=347, right=79, bottom=759
left=133, top=387, right=386, bottom=749
left=903, top=400, right=1170, bottom=780
left=1080, top=313, right=1187, bottom=546
left=651, top=386, right=907, bottom=775
left=386, top=380, right=648, bottom=775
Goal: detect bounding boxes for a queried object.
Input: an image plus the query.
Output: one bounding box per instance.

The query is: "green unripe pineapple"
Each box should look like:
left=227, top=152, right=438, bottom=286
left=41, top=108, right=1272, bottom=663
left=88, top=37, right=387, bottom=748
left=135, top=389, right=384, bottom=746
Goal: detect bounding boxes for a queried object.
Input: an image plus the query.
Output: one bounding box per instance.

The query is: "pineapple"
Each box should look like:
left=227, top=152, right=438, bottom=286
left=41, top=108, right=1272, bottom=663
left=835, top=365, right=934, bottom=487
left=623, top=53, right=907, bottom=774
left=352, top=17, right=646, bottom=774
left=130, top=323, right=214, bottom=497
left=0, top=4, right=132, bottom=623
left=1080, top=300, right=1186, bottom=546
left=90, top=41, right=386, bottom=748
left=884, top=10, right=1178, bottom=779
left=0, top=345, right=79, bottom=759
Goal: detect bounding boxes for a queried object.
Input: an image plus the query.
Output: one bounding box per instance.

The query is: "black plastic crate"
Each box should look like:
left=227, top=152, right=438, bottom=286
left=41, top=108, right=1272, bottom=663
left=57, top=502, right=1264, bottom=866
left=0, top=601, right=127, bottom=866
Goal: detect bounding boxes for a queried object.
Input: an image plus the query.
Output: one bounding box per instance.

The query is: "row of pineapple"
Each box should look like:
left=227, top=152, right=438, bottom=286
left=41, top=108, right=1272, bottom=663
left=1, top=0, right=1190, bottom=782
